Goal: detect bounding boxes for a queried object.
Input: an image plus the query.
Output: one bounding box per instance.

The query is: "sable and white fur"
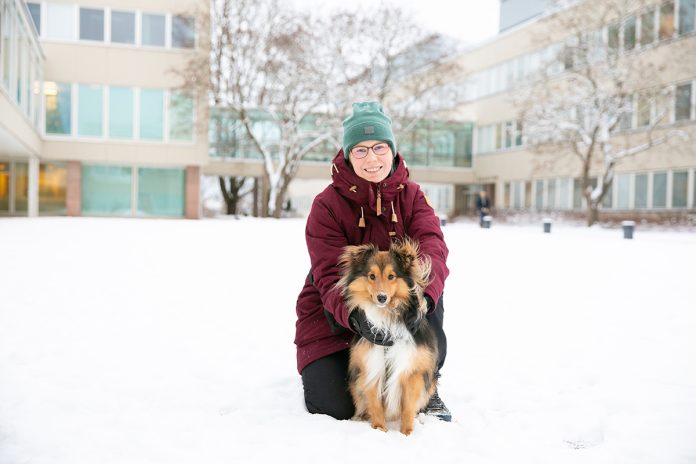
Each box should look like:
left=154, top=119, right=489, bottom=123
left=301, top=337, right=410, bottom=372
left=336, top=239, right=438, bottom=436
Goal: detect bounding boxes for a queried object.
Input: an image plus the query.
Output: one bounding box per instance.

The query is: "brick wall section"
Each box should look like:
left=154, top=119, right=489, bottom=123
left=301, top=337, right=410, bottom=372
left=66, top=161, right=81, bottom=216
left=185, top=166, right=200, bottom=219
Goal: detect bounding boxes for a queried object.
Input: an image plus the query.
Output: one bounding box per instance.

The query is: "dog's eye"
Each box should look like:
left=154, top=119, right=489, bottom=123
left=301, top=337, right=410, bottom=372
left=368, top=273, right=376, bottom=280
left=388, top=274, right=395, bottom=280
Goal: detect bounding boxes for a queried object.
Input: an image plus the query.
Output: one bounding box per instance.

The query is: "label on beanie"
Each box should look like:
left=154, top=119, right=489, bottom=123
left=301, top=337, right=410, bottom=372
left=364, top=126, right=375, bottom=134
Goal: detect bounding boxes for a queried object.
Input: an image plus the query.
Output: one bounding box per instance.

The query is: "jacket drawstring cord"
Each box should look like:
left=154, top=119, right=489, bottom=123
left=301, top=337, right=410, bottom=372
left=390, top=201, right=398, bottom=223
left=331, top=163, right=339, bottom=175
left=376, top=191, right=382, bottom=216
left=358, top=207, right=366, bottom=228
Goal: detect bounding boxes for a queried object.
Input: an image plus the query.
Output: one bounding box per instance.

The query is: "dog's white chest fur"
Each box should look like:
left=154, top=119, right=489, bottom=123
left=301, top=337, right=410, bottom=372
left=362, top=305, right=418, bottom=420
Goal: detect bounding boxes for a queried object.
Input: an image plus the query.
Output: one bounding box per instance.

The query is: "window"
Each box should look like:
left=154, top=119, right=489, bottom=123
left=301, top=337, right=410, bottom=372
left=0, top=162, right=9, bottom=212
left=27, top=2, right=40, bottom=35
left=109, top=87, right=133, bottom=139
left=675, top=83, right=693, bottom=121
left=45, top=82, right=71, bottom=135
left=39, top=162, right=67, bottom=214
left=535, top=180, right=544, bottom=210
left=659, top=1, right=675, bottom=39
left=81, top=165, right=132, bottom=215
left=619, top=96, right=634, bottom=131
left=624, top=16, right=636, bottom=50
left=617, top=174, right=630, bottom=209
left=653, top=172, right=667, bottom=208
left=13, top=162, right=28, bottom=213
left=140, top=88, right=164, bottom=140
left=513, top=181, right=522, bottom=209
left=495, top=123, right=503, bottom=150
left=137, top=168, right=185, bottom=216
left=562, top=42, right=575, bottom=70
left=142, top=13, right=165, bottom=47
left=602, top=182, right=612, bottom=208
left=679, top=0, right=696, bottom=35
left=640, top=9, right=655, bottom=45
left=637, top=95, right=651, bottom=126
left=2, top=1, right=12, bottom=90
left=672, top=171, right=688, bottom=207
left=559, top=178, right=571, bottom=210
left=169, top=91, right=194, bottom=141
left=18, top=31, right=29, bottom=111
left=77, top=84, right=103, bottom=137
left=31, top=57, right=41, bottom=128
left=79, top=8, right=103, bottom=41
left=608, top=22, right=620, bottom=50
left=111, top=10, right=135, bottom=44
left=573, top=178, right=583, bottom=209
left=634, top=173, right=648, bottom=208
left=504, top=121, right=513, bottom=148
left=172, top=15, right=194, bottom=48
left=46, top=3, right=74, bottom=40
left=548, top=179, right=556, bottom=209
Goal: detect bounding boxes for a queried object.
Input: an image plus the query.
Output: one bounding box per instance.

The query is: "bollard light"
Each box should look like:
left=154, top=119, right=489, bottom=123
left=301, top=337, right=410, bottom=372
left=482, top=215, right=492, bottom=229
left=622, top=220, right=635, bottom=239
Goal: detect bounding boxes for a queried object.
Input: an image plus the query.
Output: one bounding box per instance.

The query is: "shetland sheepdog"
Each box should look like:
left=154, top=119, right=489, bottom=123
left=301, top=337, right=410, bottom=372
left=336, top=239, right=438, bottom=436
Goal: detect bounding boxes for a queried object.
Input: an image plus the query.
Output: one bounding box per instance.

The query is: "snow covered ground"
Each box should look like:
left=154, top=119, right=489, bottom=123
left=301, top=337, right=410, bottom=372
left=1, top=217, right=695, bottom=464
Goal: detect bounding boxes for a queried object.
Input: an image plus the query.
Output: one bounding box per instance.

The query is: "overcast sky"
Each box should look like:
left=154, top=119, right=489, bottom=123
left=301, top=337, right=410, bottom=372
left=290, top=0, right=500, bottom=45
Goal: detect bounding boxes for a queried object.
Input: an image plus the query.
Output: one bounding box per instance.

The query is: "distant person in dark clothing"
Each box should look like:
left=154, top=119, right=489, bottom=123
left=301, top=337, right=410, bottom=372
left=476, top=190, right=490, bottom=227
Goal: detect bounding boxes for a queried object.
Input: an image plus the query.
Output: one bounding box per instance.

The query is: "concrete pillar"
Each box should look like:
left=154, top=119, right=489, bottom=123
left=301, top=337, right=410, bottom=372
left=185, top=165, right=200, bottom=219
left=28, top=157, right=39, bottom=217
left=66, top=161, right=81, bottom=216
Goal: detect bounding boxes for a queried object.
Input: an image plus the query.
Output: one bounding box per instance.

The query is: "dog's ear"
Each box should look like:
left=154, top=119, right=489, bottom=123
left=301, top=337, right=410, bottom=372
left=389, top=239, right=419, bottom=274
left=338, top=244, right=376, bottom=271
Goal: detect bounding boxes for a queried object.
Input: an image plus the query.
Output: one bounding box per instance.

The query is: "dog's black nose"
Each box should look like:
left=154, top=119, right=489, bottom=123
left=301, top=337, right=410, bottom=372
left=377, top=293, right=387, bottom=304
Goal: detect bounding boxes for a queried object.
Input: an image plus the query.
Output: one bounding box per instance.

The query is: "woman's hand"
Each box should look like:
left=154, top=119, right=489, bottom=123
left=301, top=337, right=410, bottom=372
left=348, top=310, right=394, bottom=346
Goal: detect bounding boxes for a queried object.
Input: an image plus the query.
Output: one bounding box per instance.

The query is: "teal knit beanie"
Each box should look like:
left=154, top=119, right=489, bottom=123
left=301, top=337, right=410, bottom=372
left=342, top=101, right=396, bottom=160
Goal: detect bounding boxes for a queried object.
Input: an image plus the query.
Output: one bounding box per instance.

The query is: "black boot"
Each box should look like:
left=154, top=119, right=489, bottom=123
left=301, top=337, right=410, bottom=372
left=422, top=390, right=452, bottom=422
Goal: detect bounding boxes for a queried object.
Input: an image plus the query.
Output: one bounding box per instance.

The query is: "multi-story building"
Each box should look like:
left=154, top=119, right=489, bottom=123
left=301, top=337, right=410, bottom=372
left=1, top=0, right=207, bottom=218
left=3, top=0, right=694, bottom=220
left=441, top=0, right=695, bottom=218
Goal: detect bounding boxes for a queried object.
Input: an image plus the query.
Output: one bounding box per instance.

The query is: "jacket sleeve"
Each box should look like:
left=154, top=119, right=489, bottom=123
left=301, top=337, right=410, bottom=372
left=407, top=188, right=449, bottom=307
left=305, top=196, right=352, bottom=329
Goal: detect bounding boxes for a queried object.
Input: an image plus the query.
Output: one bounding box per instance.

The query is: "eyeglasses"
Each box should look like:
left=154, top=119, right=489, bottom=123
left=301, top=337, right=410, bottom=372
left=350, top=143, right=391, bottom=159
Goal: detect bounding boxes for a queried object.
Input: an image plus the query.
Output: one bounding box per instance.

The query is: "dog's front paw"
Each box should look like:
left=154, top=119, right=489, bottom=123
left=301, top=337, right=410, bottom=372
left=371, top=422, right=388, bottom=432
left=400, top=424, right=414, bottom=436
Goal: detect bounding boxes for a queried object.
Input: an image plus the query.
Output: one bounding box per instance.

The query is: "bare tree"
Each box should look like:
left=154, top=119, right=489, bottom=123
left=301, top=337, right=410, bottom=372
left=182, top=0, right=464, bottom=218
left=518, top=0, right=688, bottom=225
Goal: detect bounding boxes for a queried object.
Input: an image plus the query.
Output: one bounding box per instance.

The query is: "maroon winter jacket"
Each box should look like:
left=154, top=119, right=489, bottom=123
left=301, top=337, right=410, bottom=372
left=294, top=150, right=449, bottom=374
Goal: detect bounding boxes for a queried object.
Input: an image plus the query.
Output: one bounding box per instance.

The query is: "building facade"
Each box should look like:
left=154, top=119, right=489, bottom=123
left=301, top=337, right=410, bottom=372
left=1, top=0, right=207, bottom=218
left=455, top=0, right=696, bottom=218
left=3, top=0, right=694, bottom=220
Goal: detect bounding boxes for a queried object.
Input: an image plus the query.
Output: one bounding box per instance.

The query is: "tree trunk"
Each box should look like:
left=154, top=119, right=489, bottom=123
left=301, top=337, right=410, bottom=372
left=259, top=174, right=270, bottom=218
left=272, top=174, right=292, bottom=219
left=218, top=176, right=247, bottom=216
left=587, top=203, right=599, bottom=226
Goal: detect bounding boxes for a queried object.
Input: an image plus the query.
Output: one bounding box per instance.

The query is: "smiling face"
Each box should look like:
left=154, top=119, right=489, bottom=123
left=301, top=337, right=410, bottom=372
left=348, top=140, right=393, bottom=183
